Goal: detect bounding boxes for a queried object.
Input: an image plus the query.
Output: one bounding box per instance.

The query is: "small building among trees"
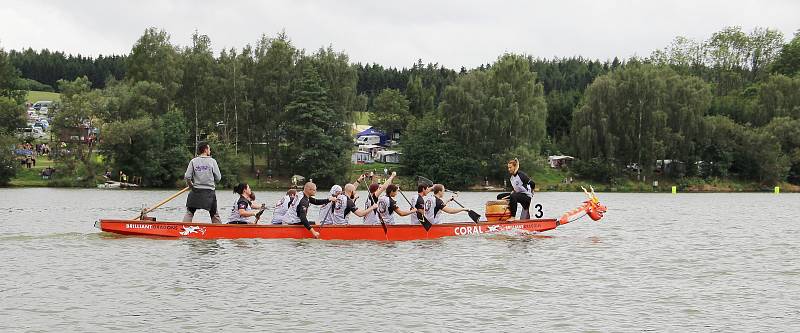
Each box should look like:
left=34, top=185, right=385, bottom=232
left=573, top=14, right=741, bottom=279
left=376, top=150, right=401, bottom=164
left=548, top=155, right=574, bottom=168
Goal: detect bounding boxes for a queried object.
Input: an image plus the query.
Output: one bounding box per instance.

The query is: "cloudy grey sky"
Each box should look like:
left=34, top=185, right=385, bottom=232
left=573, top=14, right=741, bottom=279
left=1, top=0, right=798, bottom=68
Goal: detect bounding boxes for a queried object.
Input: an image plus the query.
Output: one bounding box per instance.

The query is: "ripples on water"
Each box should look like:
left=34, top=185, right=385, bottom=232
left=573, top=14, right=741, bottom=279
left=1, top=188, right=799, bottom=332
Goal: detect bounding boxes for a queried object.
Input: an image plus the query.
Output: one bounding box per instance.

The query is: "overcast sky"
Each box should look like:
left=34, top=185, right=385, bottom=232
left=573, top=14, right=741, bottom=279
left=1, top=0, right=798, bottom=69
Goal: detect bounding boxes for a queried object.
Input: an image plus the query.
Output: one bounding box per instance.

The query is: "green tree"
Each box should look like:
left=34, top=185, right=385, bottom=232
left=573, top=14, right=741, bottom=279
left=99, top=109, right=191, bottom=187
left=545, top=89, right=581, bottom=144
left=747, top=74, right=800, bottom=126
left=178, top=31, right=217, bottom=152
left=697, top=115, right=740, bottom=178
left=0, top=46, right=25, bottom=104
left=734, top=128, right=788, bottom=184
left=441, top=53, right=547, bottom=179
left=310, top=46, right=358, bottom=123
left=371, top=88, right=410, bottom=136
left=405, top=74, right=435, bottom=118
left=283, top=65, right=350, bottom=186
left=0, top=97, right=25, bottom=133
left=747, top=27, right=786, bottom=78
left=572, top=65, right=711, bottom=178
left=0, top=134, right=19, bottom=185
left=400, top=113, right=479, bottom=188
left=126, top=27, right=182, bottom=111
left=53, top=76, right=103, bottom=184
left=100, top=80, right=166, bottom=122
left=762, top=117, right=800, bottom=184
left=252, top=33, right=299, bottom=172
left=772, top=30, right=800, bottom=76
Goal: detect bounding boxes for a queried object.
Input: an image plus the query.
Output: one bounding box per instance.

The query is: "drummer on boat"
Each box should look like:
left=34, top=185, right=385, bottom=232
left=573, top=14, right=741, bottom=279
left=504, top=158, right=535, bottom=221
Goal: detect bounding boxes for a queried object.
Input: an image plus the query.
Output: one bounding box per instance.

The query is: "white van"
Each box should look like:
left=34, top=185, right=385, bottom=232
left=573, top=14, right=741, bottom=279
left=355, top=135, right=381, bottom=146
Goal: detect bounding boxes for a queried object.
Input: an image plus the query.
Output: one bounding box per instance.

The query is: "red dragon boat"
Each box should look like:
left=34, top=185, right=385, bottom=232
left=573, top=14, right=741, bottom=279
left=96, top=187, right=607, bottom=241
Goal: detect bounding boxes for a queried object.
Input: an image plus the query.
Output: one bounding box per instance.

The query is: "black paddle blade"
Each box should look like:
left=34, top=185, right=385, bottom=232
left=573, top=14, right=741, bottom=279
left=467, top=210, right=481, bottom=223
left=497, top=192, right=511, bottom=200
left=420, top=218, right=432, bottom=231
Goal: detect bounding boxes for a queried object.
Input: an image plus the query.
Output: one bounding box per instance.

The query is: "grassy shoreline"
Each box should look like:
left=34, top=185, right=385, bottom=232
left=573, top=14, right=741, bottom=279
left=8, top=154, right=797, bottom=192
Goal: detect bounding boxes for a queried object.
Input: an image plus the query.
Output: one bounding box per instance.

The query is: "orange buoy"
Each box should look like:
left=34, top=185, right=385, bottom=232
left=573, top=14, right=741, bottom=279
left=485, top=200, right=511, bottom=222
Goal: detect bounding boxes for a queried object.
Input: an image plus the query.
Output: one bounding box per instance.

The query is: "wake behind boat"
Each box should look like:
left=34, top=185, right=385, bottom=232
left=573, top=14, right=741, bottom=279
left=96, top=186, right=608, bottom=241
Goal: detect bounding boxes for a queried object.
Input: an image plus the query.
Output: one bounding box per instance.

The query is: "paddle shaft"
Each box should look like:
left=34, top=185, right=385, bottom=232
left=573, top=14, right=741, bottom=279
left=371, top=195, right=389, bottom=239
left=319, top=200, right=336, bottom=228
left=134, top=186, right=190, bottom=220
left=398, top=189, right=433, bottom=231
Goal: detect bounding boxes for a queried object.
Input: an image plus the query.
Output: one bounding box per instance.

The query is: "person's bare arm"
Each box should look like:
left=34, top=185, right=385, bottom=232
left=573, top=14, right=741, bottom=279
left=377, top=171, right=396, bottom=195
left=393, top=207, right=417, bottom=217
left=353, top=204, right=378, bottom=217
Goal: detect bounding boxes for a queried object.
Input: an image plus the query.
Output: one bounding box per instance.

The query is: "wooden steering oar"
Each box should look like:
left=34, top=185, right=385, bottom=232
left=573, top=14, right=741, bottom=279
left=133, top=186, right=190, bottom=220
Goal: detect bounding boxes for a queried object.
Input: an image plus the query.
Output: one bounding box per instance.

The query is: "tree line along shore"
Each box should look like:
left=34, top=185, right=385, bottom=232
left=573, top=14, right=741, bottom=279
left=1, top=26, right=799, bottom=192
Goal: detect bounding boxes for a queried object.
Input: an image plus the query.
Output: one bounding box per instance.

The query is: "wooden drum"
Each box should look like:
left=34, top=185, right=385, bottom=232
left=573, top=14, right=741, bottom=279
left=485, top=200, right=511, bottom=222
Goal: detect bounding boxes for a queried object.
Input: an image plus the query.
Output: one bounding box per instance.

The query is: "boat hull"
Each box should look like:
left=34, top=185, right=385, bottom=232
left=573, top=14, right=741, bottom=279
left=96, top=219, right=560, bottom=241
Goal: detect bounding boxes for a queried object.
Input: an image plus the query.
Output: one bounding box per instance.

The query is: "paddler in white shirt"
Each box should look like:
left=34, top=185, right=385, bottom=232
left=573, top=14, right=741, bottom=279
left=363, top=171, right=396, bottom=225
left=322, top=174, right=377, bottom=225
left=376, top=184, right=416, bottom=225
left=408, top=184, right=431, bottom=225
left=423, top=184, right=470, bottom=224
left=270, top=189, right=297, bottom=225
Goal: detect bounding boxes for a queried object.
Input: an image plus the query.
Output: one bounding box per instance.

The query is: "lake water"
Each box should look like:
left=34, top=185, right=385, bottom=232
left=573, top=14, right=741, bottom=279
left=1, top=188, right=798, bottom=332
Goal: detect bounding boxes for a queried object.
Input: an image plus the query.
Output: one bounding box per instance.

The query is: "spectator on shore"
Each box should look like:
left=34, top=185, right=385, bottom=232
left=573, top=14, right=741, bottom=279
left=41, top=167, right=54, bottom=180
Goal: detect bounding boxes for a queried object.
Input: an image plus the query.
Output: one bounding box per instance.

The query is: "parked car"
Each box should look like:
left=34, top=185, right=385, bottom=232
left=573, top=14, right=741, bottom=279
left=36, top=119, right=49, bottom=130
left=17, top=127, right=46, bottom=139
left=32, top=101, right=53, bottom=111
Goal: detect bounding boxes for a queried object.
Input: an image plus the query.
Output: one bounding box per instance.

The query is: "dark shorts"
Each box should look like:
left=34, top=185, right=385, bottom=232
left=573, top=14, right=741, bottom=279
left=186, top=188, right=218, bottom=216
left=227, top=221, right=249, bottom=225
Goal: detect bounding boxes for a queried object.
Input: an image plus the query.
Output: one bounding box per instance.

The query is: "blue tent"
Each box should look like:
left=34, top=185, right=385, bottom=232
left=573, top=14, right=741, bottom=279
left=355, top=127, right=388, bottom=144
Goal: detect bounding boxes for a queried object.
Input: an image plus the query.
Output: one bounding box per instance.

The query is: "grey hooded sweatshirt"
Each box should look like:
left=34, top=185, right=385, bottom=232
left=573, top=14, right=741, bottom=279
left=184, top=155, right=222, bottom=190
